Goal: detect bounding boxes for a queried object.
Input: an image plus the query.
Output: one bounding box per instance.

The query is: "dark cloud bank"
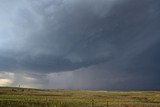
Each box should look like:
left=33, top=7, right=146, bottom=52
left=0, top=0, right=160, bottom=90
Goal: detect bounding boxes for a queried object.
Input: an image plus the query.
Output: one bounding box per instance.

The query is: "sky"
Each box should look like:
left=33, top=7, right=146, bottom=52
left=0, top=0, right=160, bottom=90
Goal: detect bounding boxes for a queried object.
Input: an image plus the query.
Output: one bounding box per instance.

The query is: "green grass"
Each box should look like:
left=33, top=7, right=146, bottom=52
left=0, top=87, right=159, bottom=107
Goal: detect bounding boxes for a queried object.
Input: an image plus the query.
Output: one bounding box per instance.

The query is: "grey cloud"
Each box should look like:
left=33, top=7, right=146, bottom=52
left=0, top=0, right=125, bottom=72
left=0, top=0, right=160, bottom=89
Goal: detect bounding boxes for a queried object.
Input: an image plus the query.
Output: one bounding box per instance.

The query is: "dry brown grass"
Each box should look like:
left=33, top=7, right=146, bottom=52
left=0, top=87, right=159, bottom=107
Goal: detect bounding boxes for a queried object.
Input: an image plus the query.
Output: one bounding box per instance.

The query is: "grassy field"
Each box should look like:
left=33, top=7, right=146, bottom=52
left=0, top=87, right=159, bottom=107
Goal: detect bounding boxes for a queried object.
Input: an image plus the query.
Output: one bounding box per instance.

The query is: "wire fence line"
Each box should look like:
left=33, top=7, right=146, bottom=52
left=0, top=99, right=159, bottom=107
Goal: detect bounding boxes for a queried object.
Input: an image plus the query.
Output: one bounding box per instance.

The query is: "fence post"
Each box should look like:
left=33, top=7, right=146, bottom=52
left=91, top=99, right=94, bottom=107
left=59, top=101, right=62, bottom=107
left=107, top=101, right=109, bottom=107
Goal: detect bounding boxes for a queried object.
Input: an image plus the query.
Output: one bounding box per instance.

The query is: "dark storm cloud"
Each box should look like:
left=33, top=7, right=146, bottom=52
left=0, top=0, right=160, bottom=89
left=0, top=0, right=125, bottom=72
